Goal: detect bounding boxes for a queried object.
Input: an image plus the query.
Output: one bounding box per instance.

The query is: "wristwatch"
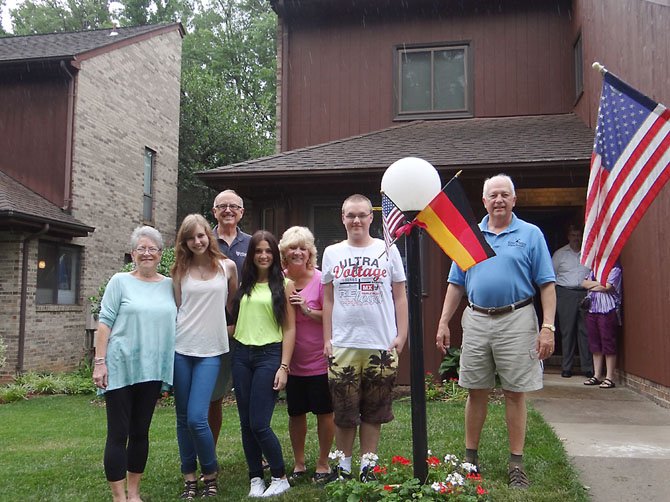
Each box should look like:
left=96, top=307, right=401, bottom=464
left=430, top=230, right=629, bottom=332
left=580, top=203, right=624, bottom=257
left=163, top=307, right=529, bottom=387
left=541, top=323, right=556, bottom=332
left=304, top=306, right=312, bottom=314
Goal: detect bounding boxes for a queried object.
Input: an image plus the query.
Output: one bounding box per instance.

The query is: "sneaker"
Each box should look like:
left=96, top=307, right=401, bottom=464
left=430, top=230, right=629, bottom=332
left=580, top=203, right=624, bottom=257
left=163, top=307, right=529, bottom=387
left=508, top=465, right=530, bottom=489
left=248, top=477, right=266, bottom=498
left=359, top=465, right=377, bottom=482
left=325, top=466, right=352, bottom=483
left=261, top=477, right=290, bottom=497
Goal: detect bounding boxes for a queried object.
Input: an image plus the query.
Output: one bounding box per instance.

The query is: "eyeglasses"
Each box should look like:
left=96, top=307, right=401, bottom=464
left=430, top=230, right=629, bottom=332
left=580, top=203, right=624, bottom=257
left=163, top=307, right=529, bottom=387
left=135, top=247, right=161, bottom=255
left=214, top=203, right=242, bottom=211
left=343, top=212, right=372, bottom=221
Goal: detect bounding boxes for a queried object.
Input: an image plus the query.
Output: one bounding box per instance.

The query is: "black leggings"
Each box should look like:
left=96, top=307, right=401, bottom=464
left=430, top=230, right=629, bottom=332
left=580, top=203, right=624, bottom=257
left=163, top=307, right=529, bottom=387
left=103, top=381, right=161, bottom=481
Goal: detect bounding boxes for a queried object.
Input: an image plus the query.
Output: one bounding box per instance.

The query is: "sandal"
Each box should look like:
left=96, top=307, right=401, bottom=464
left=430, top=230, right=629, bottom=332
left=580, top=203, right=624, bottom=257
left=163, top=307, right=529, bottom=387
left=600, top=378, right=616, bottom=389
left=583, top=376, right=602, bottom=386
left=288, top=470, right=307, bottom=486
left=179, top=480, right=198, bottom=500
left=312, top=471, right=331, bottom=484
left=201, top=477, right=217, bottom=498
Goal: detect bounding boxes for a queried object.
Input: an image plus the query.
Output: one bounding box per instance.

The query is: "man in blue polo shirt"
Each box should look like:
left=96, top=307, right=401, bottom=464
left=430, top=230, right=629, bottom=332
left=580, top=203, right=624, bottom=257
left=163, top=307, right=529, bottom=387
left=435, top=174, right=556, bottom=490
left=209, top=189, right=251, bottom=446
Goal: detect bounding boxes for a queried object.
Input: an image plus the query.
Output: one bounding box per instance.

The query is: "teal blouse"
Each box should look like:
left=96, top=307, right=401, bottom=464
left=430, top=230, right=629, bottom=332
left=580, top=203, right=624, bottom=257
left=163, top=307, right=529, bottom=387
left=98, top=272, right=177, bottom=393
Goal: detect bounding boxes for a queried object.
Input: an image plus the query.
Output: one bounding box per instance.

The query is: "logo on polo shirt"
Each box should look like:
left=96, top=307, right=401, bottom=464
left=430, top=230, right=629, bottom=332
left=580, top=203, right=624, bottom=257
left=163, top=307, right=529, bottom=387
left=236, top=251, right=247, bottom=257
left=508, top=239, right=526, bottom=248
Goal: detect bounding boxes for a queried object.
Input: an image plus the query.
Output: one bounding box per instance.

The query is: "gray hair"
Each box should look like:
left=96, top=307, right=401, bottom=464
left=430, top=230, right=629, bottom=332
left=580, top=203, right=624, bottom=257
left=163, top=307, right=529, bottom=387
left=482, top=174, right=516, bottom=197
left=130, top=226, right=163, bottom=251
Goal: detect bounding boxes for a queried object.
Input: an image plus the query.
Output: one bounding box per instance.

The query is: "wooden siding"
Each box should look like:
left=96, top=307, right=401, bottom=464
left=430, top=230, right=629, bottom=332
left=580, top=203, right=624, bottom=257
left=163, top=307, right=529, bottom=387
left=573, top=0, right=670, bottom=388
left=0, top=75, right=69, bottom=208
left=281, top=0, right=574, bottom=150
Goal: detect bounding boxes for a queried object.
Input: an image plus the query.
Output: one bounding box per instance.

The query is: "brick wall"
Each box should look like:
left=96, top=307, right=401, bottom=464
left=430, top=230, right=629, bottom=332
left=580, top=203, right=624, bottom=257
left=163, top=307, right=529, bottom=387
left=0, top=234, right=21, bottom=380
left=70, top=29, right=182, bottom=300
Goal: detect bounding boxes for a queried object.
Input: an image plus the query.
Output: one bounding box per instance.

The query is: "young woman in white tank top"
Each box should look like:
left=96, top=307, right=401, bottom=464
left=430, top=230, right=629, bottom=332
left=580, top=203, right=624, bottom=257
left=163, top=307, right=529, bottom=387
left=171, top=214, right=237, bottom=499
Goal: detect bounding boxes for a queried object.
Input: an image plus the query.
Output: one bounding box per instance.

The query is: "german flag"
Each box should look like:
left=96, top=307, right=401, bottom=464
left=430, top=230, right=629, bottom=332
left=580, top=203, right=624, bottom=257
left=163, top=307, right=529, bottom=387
left=416, top=178, right=495, bottom=270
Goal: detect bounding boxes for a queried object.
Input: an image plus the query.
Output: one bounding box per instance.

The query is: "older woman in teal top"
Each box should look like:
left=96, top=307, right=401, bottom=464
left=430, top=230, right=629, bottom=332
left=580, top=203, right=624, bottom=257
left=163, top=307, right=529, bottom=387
left=93, top=226, right=176, bottom=502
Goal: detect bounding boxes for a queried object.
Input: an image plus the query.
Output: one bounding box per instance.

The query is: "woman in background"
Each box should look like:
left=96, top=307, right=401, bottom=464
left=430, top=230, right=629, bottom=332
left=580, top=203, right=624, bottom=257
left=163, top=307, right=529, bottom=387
left=171, top=214, right=238, bottom=499
left=279, top=226, right=334, bottom=484
left=93, top=226, right=176, bottom=502
left=582, top=262, right=623, bottom=389
left=231, top=230, right=296, bottom=498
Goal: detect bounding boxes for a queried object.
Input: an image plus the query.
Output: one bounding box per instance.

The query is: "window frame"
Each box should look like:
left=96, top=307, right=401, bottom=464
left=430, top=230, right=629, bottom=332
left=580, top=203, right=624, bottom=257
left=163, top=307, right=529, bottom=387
left=394, top=41, right=473, bottom=121
left=143, top=147, right=156, bottom=223
left=36, top=240, right=82, bottom=305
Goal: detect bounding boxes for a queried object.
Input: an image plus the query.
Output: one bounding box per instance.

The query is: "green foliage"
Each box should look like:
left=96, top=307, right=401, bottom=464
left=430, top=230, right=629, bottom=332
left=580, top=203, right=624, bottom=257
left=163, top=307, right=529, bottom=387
left=0, top=368, right=96, bottom=403
left=88, top=246, right=175, bottom=316
left=424, top=372, right=468, bottom=403
left=439, top=348, right=462, bottom=380
left=10, top=0, right=112, bottom=35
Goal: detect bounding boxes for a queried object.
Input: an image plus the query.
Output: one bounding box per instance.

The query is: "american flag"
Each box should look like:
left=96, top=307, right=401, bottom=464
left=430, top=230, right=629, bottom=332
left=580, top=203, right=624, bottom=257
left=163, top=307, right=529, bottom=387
left=382, top=193, right=405, bottom=254
left=581, top=71, right=670, bottom=284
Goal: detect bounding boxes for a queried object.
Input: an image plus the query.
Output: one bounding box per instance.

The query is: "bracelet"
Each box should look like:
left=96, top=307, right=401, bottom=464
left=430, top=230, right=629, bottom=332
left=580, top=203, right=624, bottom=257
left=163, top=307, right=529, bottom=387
left=279, top=363, right=290, bottom=374
left=94, top=360, right=106, bottom=365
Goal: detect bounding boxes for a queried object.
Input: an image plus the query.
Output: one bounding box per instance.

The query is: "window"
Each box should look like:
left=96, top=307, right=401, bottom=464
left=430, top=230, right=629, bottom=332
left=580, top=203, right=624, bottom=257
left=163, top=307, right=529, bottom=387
left=36, top=241, right=81, bottom=305
left=143, top=147, right=155, bottom=221
left=574, top=34, right=583, bottom=100
left=396, top=43, right=471, bottom=119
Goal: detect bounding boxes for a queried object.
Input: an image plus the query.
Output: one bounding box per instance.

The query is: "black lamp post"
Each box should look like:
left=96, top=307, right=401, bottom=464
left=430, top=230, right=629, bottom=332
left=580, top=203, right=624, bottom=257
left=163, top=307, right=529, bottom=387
left=381, top=157, right=441, bottom=482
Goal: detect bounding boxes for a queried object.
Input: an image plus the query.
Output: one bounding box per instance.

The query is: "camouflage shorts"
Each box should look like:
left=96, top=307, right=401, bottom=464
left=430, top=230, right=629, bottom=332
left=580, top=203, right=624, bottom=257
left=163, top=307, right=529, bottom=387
left=328, top=346, right=398, bottom=428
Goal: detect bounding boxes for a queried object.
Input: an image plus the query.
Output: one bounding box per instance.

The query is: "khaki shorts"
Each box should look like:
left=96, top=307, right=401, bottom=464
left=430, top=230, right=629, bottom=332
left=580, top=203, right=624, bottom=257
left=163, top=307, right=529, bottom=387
left=459, top=304, right=543, bottom=392
left=328, top=347, right=398, bottom=428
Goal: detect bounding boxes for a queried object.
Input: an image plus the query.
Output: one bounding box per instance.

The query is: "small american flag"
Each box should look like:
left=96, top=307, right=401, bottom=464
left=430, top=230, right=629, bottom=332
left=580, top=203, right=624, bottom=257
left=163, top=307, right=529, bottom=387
left=382, top=193, right=405, bottom=254
left=582, top=71, right=670, bottom=284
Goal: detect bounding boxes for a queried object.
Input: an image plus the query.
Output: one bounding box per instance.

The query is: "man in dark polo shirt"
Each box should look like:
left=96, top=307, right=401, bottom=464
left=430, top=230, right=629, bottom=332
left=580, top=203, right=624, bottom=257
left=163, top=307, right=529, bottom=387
left=209, top=189, right=251, bottom=445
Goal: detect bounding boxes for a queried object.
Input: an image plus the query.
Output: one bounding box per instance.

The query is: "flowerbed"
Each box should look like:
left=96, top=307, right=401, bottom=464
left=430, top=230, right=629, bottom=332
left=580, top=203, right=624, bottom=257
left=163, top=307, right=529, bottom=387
left=325, top=451, right=490, bottom=501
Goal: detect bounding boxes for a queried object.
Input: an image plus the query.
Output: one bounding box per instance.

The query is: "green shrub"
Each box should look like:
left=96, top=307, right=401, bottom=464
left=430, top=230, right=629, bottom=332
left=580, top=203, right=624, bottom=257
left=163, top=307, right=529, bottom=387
left=89, top=247, right=175, bottom=315
left=0, top=385, right=28, bottom=404
left=2, top=370, right=96, bottom=403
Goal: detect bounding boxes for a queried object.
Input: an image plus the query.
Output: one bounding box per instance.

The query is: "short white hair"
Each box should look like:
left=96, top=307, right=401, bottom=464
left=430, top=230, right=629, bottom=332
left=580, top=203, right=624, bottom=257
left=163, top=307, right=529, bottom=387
left=130, top=226, right=163, bottom=250
left=482, top=174, right=516, bottom=197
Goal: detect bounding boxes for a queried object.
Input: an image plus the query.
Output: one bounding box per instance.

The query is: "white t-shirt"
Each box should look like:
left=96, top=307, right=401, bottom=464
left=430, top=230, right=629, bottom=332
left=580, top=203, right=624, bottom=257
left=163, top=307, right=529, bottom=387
left=321, top=239, right=406, bottom=350
left=175, top=263, right=229, bottom=357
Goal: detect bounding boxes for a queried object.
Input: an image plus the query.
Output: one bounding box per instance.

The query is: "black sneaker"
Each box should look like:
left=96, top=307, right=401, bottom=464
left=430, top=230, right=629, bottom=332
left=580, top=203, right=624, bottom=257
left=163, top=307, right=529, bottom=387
left=359, top=465, right=377, bottom=482
left=508, top=465, right=530, bottom=489
left=325, top=466, right=352, bottom=483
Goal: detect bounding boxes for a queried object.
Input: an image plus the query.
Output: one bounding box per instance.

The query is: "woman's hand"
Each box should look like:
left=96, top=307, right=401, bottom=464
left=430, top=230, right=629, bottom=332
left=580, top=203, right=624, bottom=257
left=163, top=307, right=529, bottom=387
left=92, top=362, right=108, bottom=389
left=273, top=367, right=288, bottom=390
left=289, top=292, right=307, bottom=313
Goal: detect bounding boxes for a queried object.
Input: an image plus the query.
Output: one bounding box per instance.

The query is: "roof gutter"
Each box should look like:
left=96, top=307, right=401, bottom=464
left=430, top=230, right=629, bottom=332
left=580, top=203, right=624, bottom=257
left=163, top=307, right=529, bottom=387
left=59, top=60, right=76, bottom=211
left=17, top=224, right=49, bottom=374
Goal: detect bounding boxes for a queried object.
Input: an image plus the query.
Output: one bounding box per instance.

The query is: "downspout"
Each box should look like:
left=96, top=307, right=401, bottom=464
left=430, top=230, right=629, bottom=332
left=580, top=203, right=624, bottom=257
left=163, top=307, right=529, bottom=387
left=17, top=224, right=49, bottom=373
left=60, top=60, right=75, bottom=211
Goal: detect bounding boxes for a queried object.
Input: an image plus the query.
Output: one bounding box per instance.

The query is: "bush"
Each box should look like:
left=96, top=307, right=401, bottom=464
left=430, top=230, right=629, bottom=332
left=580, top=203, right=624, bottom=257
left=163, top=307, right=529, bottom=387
left=0, top=368, right=96, bottom=404
left=89, top=247, right=175, bottom=316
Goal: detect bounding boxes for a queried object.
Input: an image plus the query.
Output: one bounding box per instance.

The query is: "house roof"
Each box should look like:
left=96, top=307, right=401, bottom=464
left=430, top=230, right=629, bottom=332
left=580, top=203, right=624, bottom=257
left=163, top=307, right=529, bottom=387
left=199, top=114, right=594, bottom=183
left=0, top=171, right=94, bottom=237
left=0, top=23, right=183, bottom=65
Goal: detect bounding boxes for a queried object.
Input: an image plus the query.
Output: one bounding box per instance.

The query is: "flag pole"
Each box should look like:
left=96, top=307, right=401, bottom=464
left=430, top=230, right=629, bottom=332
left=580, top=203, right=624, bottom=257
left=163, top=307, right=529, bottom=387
left=592, top=61, right=607, bottom=75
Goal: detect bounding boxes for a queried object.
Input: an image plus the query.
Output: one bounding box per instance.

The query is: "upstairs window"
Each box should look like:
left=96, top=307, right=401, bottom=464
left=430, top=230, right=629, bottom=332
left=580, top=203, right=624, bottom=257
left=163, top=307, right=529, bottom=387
left=396, top=43, right=471, bottom=119
left=143, top=147, right=155, bottom=222
left=36, top=241, right=81, bottom=305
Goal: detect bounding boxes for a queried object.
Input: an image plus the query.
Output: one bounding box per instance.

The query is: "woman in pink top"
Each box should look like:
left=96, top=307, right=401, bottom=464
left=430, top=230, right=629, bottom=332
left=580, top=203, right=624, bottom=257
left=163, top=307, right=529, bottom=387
left=279, top=226, right=335, bottom=484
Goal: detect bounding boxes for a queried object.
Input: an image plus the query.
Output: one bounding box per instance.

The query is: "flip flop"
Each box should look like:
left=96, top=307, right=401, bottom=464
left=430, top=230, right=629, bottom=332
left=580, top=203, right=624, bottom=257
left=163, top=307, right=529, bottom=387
left=583, top=376, right=602, bottom=386
left=599, top=378, right=616, bottom=388
left=288, top=470, right=307, bottom=486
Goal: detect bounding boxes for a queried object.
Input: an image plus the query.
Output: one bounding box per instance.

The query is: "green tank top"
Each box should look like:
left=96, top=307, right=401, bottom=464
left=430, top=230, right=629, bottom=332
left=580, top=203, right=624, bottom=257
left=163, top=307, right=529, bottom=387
left=234, top=282, right=283, bottom=345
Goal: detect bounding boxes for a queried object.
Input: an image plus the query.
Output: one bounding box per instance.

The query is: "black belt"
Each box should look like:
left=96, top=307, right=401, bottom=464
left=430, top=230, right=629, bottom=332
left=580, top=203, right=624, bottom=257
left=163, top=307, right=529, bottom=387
left=469, top=297, right=533, bottom=316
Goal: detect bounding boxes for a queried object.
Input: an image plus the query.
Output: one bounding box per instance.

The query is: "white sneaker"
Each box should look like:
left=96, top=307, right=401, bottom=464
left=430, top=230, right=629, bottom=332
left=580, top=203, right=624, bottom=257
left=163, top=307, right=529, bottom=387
left=248, top=477, right=266, bottom=497
left=261, top=477, right=290, bottom=497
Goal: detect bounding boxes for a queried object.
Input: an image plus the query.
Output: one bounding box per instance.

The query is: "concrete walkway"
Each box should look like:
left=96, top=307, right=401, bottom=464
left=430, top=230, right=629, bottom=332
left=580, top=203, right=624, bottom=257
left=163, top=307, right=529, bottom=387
left=529, top=372, right=670, bottom=502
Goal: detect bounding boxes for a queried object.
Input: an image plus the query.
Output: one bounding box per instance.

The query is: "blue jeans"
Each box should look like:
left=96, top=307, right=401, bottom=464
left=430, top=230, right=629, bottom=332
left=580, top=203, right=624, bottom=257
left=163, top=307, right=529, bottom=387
left=173, top=353, right=221, bottom=475
left=232, top=342, right=285, bottom=479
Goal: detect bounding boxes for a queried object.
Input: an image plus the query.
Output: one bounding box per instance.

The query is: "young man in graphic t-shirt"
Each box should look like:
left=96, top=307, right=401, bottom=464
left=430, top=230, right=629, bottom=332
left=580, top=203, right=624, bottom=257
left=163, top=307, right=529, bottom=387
left=321, top=194, right=408, bottom=482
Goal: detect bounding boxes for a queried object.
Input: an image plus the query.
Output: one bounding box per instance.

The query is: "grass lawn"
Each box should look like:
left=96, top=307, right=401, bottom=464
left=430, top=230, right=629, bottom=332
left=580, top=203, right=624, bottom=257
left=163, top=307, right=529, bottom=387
left=0, top=394, right=588, bottom=501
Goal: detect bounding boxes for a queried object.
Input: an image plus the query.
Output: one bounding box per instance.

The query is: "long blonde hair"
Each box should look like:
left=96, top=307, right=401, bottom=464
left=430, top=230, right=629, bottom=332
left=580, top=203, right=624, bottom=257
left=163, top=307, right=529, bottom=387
left=171, top=214, right=225, bottom=282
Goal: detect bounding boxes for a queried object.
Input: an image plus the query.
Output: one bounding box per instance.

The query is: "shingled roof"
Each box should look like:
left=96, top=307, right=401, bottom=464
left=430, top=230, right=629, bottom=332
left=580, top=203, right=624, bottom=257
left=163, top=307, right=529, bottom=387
left=0, top=23, right=182, bottom=64
left=199, top=114, right=594, bottom=182
left=0, top=171, right=94, bottom=237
